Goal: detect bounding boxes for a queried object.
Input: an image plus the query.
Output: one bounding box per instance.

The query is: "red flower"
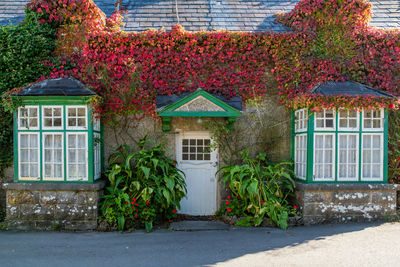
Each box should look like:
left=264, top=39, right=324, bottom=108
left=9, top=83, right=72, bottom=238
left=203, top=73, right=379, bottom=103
left=261, top=200, right=265, bottom=204
left=136, top=203, right=139, bottom=206
left=135, top=209, right=138, bottom=212
left=106, top=204, right=109, bottom=207
left=294, top=205, right=298, bottom=209
left=135, top=214, right=138, bottom=218
left=173, top=209, right=177, bottom=213
left=131, top=202, right=134, bottom=205
left=227, top=196, right=231, bottom=200
left=125, top=202, right=128, bottom=205
left=389, top=103, right=395, bottom=109
left=146, top=201, right=150, bottom=205
left=132, top=206, right=134, bottom=209
left=132, top=198, right=136, bottom=201
left=225, top=201, right=230, bottom=205
left=6, top=99, right=10, bottom=102
left=227, top=208, right=232, bottom=212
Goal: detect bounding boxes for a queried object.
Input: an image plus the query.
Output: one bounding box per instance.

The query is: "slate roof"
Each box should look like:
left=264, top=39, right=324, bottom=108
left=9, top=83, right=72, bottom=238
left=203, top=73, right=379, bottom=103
left=310, top=81, right=395, bottom=98
left=16, top=77, right=97, bottom=96
left=0, top=0, right=399, bottom=31
left=156, top=89, right=243, bottom=110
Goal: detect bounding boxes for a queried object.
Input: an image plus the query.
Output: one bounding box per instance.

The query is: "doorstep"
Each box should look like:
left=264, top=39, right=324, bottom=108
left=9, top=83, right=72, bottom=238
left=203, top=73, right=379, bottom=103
left=169, top=220, right=231, bottom=231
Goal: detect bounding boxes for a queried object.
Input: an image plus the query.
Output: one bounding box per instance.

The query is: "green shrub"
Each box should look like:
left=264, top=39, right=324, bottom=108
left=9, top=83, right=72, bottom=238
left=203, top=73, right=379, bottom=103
left=100, top=139, right=187, bottom=232
left=217, top=150, right=296, bottom=229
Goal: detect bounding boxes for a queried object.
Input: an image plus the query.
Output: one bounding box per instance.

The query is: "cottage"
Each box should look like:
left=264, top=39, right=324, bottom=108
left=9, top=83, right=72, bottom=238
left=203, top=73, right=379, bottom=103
left=1, top=0, right=400, bottom=230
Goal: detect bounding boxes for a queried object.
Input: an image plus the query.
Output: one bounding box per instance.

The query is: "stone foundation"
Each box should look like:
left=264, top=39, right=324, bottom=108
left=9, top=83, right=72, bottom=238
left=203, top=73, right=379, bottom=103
left=2, top=181, right=105, bottom=230
left=295, top=182, right=399, bottom=225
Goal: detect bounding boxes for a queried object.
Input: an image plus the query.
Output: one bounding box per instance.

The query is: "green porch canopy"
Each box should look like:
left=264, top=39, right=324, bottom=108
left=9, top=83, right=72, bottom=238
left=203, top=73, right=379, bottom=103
left=156, top=89, right=242, bottom=131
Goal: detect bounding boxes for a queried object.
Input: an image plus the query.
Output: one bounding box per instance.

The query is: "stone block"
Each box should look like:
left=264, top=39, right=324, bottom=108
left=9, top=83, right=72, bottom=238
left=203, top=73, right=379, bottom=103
left=371, top=191, right=396, bottom=203
left=55, top=204, right=92, bottom=221
left=8, top=190, right=38, bottom=205
left=77, top=191, right=99, bottom=205
left=304, top=191, right=331, bottom=203
left=6, top=220, right=35, bottom=231
left=331, top=191, right=370, bottom=205
left=6, top=205, right=19, bottom=220
left=56, top=191, right=78, bottom=204
left=39, top=192, right=58, bottom=205
left=63, top=221, right=97, bottom=231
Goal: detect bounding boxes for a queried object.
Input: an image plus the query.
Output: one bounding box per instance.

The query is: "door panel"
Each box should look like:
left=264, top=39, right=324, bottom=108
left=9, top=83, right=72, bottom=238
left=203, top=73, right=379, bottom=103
left=177, top=132, right=218, bottom=215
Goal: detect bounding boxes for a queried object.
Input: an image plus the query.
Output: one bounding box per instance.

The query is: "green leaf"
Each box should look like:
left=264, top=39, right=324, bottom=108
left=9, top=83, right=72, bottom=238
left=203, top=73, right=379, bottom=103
left=162, top=188, right=171, bottom=205
left=165, top=177, right=175, bottom=191
left=141, top=166, right=151, bottom=179
left=142, top=187, right=154, bottom=201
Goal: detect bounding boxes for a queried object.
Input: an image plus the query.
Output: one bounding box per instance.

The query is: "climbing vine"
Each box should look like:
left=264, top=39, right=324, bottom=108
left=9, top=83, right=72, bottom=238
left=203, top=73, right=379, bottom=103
left=3, top=0, right=400, bottom=181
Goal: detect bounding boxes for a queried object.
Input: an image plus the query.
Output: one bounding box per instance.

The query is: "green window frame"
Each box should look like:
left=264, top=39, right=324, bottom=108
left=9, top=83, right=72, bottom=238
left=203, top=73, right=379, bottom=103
left=13, top=97, right=104, bottom=183
left=292, top=108, right=388, bottom=184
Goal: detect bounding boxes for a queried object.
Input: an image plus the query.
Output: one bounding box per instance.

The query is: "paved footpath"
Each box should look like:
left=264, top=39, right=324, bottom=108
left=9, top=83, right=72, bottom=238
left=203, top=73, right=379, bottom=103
left=0, top=222, right=399, bottom=267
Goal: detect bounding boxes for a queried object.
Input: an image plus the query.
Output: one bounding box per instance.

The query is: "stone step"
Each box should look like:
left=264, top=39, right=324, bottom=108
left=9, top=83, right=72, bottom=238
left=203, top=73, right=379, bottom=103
left=169, top=220, right=231, bottom=231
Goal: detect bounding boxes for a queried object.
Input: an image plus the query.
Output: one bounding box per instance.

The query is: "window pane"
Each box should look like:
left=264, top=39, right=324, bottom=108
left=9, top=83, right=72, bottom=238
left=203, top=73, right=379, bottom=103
left=315, top=135, right=323, bottom=149
left=69, top=150, right=76, bottom=162
left=373, top=120, right=381, bottom=128
left=54, top=118, right=62, bottom=126
left=372, top=165, right=380, bottom=178
left=325, top=135, right=333, bottom=148
left=316, top=119, right=324, bottom=128
left=78, top=135, right=85, bottom=147
left=339, top=119, right=347, bottom=128
left=20, top=149, right=28, bottom=162
left=77, top=108, right=85, bottom=116
left=372, top=150, right=380, bottom=163
left=326, top=119, right=333, bottom=128
left=78, top=118, right=86, bottom=126
left=54, top=135, right=62, bottom=148
left=372, top=136, right=380, bottom=149
left=68, top=108, right=76, bottom=116
left=78, top=150, right=85, bottom=162
left=68, top=135, right=76, bottom=148
left=44, top=135, right=52, bottom=148
left=30, top=164, right=38, bottom=177
left=363, top=150, right=371, bottom=163
left=363, top=165, right=370, bottom=178
left=363, top=135, right=371, bottom=148
left=21, top=164, right=29, bottom=177
left=339, top=165, right=346, bottom=178
left=78, top=165, right=86, bottom=178
left=44, top=108, right=52, bottom=116
left=20, top=135, right=29, bottom=148
left=324, top=150, right=332, bottom=163
left=339, top=151, right=347, bottom=163
left=31, top=149, right=38, bottom=162
left=53, top=108, right=61, bottom=116
left=69, top=118, right=76, bottom=126
left=349, top=119, right=357, bottom=128
left=364, top=119, right=371, bottom=128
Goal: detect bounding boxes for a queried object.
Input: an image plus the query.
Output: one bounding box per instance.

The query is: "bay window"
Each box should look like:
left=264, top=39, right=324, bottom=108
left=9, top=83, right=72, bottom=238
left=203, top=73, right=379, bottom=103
left=293, top=108, right=387, bottom=183
left=15, top=103, right=103, bottom=183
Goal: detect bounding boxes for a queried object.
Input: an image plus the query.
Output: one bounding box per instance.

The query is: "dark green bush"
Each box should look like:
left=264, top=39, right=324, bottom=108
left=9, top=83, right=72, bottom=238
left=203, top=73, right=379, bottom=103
left=217, top=150, right=296, bottom=229
left=0, top=9, right=58, bottom=175
left=100, top=139, right=187, bottom=232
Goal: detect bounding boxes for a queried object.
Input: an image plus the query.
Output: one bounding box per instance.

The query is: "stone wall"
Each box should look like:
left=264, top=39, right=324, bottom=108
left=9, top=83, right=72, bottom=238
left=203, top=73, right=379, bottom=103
left=3, top=181, right=104, bottom=230
left=295, top=182, right=400, bottom=225
left=0, top=166, right=14, bottom=210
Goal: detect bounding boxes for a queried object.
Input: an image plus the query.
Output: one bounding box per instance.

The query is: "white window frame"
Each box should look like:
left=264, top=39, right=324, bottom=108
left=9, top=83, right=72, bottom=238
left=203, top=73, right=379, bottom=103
left=18, top=133, right=40, bottom=181
left=294, top=134, right=307, bottom=180
left=18, top=106, right=39, bottom=130
left=66, top=132, right=88, bottom=181
left=94, top=132, right=101, bottom=180
left=337, top=133, right=359, bottom=181
left=313, top=133, right=335, bottom=181
left=362, top=108, right=384, bottom=131
left=42, top=105, right=64, bottom=130
left=295, top=108, right=308, bottom=133
left=314, top=109, right=336, bottom=131
left=338, top=109, right=359, bottom=131
left=361, top=133, right=383, bottom=181
left=66, top=105, right=88, bottom=130
left=42, top=132, right=64, bottom=181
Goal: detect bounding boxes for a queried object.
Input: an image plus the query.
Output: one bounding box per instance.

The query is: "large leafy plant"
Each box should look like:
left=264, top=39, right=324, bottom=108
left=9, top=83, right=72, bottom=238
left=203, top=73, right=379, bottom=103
left=217, top=150, right=296, bottom=229
left=101, top=139, right=186, bottom=232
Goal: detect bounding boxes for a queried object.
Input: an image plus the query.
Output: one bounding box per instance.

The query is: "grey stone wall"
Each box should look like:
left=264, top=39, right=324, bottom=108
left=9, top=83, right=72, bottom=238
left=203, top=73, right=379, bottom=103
left=0, top=166, right=14, bottom=210
left=295, top=182, right=400, bottom=225
left=3, top=182, right=104, bottom=230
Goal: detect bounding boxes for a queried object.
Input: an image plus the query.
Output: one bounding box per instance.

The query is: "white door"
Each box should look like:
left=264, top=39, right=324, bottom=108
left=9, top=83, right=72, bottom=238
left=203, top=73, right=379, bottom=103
left=176, top=131, right=218, bottom=215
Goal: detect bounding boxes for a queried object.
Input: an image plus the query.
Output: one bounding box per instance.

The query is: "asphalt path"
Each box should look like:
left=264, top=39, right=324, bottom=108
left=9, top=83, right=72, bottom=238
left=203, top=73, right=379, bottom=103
left=0, top=222, right=399, bottom=267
